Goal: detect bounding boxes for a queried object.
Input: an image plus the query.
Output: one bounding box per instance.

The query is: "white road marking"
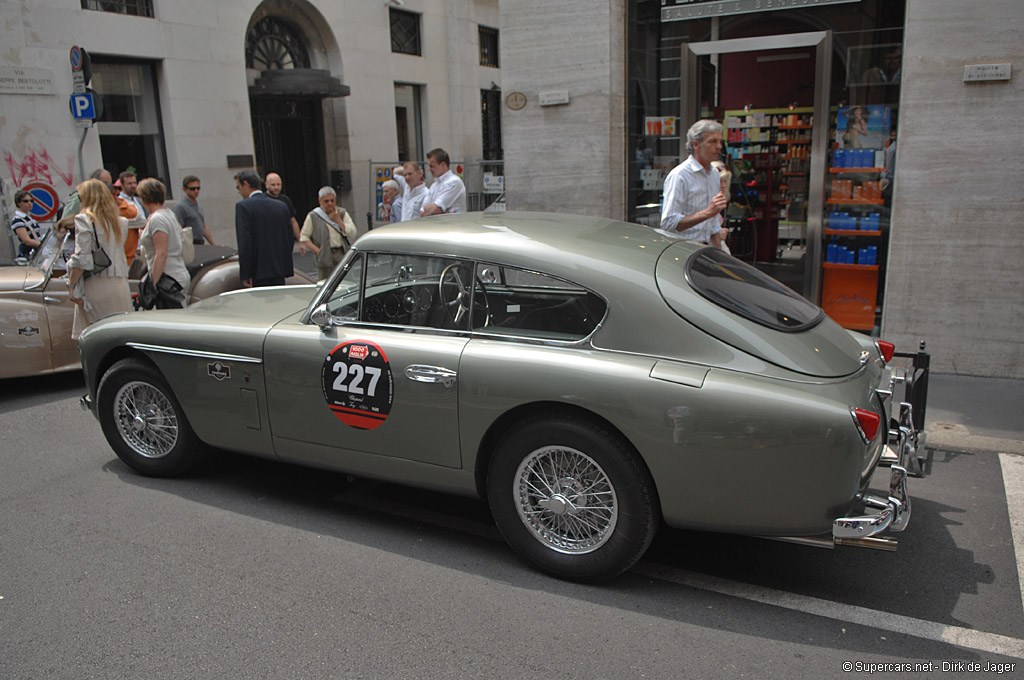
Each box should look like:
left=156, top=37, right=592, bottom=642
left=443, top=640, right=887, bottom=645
left=633, top=563, right=1024, bottom=660
left=1001, top=453, right=1024, bottom=616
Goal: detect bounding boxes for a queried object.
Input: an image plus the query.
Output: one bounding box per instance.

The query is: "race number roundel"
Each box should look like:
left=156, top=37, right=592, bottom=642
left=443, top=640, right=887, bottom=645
left=321, top=340, right=394, bottom=430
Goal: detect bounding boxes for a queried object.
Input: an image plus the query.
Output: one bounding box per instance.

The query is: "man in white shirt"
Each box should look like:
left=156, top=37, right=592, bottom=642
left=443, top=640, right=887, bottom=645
left=660, top=119, right=727, bottom=246
left=421, top=148, right=466, bottom=216
left=391, top=161, right=429, bottom=221
left=119, top=171, right=147, bottom=220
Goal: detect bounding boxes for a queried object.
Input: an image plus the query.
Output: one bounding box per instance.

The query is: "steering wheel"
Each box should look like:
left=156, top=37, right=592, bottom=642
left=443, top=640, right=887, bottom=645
left=438, top=263, right=490, bottom=328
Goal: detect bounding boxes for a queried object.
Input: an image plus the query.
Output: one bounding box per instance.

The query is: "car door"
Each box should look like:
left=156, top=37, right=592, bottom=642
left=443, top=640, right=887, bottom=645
left=263, top=252, right=472, bottom=469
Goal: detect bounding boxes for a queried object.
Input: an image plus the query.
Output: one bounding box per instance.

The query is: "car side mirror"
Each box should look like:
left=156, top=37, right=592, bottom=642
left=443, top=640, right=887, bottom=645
left=310, top=303, right=334, bottom=332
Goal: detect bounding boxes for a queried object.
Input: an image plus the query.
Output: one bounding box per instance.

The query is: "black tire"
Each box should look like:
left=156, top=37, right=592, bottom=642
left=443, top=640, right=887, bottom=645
left=97, top=357, right=204, bottom=477
left=487, top=413, right=660, bottom=583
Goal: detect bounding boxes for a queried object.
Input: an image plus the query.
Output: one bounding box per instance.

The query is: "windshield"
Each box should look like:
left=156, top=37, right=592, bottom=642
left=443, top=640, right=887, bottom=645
left=685, top=247, right=823, bottom=332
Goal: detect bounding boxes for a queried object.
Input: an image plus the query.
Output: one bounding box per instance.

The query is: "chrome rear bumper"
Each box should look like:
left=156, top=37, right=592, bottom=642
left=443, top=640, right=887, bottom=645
left=832, top=464, right=910, bottom=550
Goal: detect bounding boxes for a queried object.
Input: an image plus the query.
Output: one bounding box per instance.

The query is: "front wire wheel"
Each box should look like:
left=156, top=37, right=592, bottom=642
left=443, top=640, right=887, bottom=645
left=113, top=380, right=180, bottom=459
left=97, top=357, right=204, bottom=477
left=489, top=415, right=660, bottom=582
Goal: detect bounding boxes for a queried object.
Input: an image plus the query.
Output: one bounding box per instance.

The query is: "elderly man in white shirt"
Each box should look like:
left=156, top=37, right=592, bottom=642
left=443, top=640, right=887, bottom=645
left=659, top=119, right=728, bottom=247
left=391, top=161, right=429, bottom=221
left=421, top=148, right=466, bottom=216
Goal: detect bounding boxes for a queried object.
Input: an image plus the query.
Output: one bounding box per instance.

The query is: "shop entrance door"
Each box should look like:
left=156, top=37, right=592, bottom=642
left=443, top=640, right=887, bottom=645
left=680, top=31, right=832, bottom=302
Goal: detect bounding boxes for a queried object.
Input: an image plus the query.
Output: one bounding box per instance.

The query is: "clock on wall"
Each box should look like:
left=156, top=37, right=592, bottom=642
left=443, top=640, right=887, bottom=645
left=505, top=92, right=527, bottom=111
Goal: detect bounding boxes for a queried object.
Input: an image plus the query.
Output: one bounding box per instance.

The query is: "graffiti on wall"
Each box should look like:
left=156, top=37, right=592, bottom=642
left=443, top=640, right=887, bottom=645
left=4, top=147, right=75, bottom=222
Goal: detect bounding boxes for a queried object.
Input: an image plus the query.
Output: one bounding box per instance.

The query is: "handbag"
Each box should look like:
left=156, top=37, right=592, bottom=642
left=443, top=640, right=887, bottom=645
left=137, top=273, right=185, bottom=310
left=84, top=220, right=112, bottom=278
left=180, top=226, right=196, bottom=263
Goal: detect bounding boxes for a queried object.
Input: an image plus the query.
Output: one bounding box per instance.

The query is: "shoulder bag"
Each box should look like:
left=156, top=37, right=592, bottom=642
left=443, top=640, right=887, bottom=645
left=84, top=220, right=112, bottom=278
left=180, top=225, right=196, bottom=263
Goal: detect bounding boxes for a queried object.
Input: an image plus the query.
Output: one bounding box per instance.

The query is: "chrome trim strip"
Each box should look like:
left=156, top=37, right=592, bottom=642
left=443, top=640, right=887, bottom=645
left=126, top=342, right=263, bottom=364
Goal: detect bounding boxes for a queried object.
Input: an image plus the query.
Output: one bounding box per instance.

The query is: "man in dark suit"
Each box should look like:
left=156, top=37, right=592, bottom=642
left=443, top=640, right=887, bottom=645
left=234, top=169, right=295, bottom=287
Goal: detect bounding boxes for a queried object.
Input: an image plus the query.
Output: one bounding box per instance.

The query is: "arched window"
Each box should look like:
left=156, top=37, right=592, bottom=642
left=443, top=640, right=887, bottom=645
left=246, top=16, right=310, bottom=70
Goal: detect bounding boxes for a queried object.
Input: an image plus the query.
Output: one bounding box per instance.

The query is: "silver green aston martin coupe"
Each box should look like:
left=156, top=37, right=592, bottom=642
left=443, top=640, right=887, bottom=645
left=78, top=212, right=925, bottom=582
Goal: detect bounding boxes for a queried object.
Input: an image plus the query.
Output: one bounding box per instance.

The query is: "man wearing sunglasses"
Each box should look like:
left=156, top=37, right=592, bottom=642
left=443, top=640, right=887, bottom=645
left=172, top=175, right=216, bottom=246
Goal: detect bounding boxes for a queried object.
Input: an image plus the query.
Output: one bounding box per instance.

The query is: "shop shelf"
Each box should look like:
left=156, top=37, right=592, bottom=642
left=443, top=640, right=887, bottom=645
left=830, top=167, right=883, bottom=173
left=827, top=198, right=885, bottom=206
left=822, top=262, right=879, bottom=271
left=824, top=229, right=882, bottom=237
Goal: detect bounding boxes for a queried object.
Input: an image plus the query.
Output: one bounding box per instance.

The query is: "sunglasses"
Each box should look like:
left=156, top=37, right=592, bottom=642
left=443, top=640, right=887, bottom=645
left=18, top=198, right=34, bottom=204
left=186, top=185, right=201, bottom=191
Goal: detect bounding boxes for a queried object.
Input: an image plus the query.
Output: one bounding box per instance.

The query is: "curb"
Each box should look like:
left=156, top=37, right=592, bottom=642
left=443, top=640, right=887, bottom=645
left=925, top=423, right=1024, bottom=456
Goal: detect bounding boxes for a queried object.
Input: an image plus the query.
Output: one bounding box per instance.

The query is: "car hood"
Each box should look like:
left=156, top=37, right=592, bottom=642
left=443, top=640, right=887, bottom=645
left=84, top=285, right=316, bottom=360
left=656, top=244, right=864, bottom=377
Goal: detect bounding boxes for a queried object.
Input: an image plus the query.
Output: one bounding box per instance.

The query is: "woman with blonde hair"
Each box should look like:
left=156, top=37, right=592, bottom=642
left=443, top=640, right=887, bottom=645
left=67, top=178, right=132, bottom=338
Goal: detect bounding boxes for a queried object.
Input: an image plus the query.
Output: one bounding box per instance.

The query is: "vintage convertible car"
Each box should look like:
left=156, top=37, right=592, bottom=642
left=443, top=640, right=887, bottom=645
left=77, top=212, right=926, bottom=582
left=0, top=229, right=311, bottom=380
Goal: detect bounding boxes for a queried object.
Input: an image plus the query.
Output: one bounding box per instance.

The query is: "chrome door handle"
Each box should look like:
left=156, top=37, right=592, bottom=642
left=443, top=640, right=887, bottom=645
left=404, top=364, right=457, bottom=388
left=44, top=296, right=62, bottom=303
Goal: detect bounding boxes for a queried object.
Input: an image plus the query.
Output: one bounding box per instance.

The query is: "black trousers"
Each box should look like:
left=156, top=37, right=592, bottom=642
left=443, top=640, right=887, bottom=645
left=253, top=277, right=286, bottom=287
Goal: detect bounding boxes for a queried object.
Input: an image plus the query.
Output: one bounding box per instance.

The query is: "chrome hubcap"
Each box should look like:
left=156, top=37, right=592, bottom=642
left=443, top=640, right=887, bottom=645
left=514, top=446, right=617, bottom=554
left=113, top=381, right=179, bottom=459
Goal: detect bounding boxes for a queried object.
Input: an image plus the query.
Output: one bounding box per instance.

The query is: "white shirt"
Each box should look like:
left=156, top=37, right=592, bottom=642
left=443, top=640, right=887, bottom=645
left=424, top=170, right=466, bottom=214
left=123, top=194, right=146, bottom=219
left=660, top=155, right=722, bottom=242
left=393, top=174, right=429, bottom=221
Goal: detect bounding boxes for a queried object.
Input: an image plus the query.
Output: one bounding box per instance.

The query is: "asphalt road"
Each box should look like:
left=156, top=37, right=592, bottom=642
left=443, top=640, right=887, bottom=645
left=2, top=372, right=1023, bottom=679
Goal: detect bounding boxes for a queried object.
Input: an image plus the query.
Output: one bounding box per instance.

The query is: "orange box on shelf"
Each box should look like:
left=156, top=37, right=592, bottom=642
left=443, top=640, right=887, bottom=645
left=821, top=263, right=879, bottom=331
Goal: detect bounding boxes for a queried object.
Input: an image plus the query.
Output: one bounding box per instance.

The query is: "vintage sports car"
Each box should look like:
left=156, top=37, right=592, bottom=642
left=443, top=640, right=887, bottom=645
left=0, top=229, right=310, bottom=380
left=78, top=212, right=926, bottom=582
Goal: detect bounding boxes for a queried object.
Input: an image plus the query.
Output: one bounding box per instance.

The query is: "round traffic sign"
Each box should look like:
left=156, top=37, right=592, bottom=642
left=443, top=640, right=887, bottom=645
left=22, top=182, right=60, bottom=222
left=70, top=45, right=83, bottom=71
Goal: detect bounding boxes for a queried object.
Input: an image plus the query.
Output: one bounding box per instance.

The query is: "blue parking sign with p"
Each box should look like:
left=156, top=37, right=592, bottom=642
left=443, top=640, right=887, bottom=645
left=71, top=93, right=95, bottom=119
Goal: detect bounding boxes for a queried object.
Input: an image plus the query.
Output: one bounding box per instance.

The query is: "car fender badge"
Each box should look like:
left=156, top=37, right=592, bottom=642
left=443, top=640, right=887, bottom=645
left=208, top=361, right=231, bottom=381
left=321, top=340, right=394, bottom=431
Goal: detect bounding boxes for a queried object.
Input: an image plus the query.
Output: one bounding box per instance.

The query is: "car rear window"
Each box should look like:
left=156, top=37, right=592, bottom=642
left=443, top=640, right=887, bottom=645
left=685, top=247, right=823, bottom=332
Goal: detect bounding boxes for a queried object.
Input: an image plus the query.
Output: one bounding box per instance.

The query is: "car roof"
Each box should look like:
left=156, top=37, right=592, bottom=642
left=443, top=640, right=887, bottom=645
left=353, top=211, right=692, bottom=290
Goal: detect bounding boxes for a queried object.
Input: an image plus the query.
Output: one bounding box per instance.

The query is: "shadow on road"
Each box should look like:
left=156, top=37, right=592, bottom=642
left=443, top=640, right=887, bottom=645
left=102, top=441, right=1023, bottom=662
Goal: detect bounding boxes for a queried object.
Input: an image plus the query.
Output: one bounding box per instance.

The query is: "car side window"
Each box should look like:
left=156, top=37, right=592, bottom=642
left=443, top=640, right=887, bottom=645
left=473, top=263, right=606, bottom=341
left=358, top=253, right=476, bottom=331
left=326, top=253, right=364, bottom=320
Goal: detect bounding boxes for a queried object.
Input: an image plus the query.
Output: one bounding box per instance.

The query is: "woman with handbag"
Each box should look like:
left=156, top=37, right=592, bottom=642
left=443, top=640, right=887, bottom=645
left=67, top=178, right=132, bottom=339
left=137, top=178, right=191, bottom=309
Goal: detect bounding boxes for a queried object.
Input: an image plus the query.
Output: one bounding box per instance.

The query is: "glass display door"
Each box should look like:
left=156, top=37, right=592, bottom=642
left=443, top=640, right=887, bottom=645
left=679, top=31, right=833, bottom=303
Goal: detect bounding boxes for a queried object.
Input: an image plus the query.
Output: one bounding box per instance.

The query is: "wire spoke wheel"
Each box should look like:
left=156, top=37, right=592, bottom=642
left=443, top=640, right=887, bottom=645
left=113, top=380, right=179, bottom=459
left=514, top=445, right=618, bottom=554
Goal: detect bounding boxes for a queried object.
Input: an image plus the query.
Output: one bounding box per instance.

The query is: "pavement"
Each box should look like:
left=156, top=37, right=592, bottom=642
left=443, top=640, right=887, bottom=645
left=924, top=373, right=1024, bottom=456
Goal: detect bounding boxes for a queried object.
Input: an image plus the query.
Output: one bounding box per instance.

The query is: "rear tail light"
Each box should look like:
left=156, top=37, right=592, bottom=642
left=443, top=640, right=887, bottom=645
left=851, top=407, right=881, bottom=443
left=876, top=340, right=895, bottom=363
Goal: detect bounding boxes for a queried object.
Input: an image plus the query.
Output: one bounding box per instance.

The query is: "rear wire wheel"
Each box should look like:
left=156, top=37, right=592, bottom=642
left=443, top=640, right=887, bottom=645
left=488, top=414, right=660, bottom=582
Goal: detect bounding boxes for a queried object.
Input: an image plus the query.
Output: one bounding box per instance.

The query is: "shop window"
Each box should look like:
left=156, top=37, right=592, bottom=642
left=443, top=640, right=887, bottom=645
left=90, top=59, right=170, bottom=195
left=479, top=26, right=500, bottom=68
left=390, top=9, right=422, bottom=56
left=80, top=0, right=153, bottom=18
left=480, top=89, right=503, bottom=161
